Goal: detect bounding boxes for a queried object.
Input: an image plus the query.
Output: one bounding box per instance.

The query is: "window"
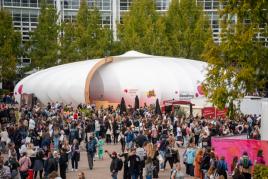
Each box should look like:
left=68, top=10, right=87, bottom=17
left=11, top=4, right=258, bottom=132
left=22, top=0, right=29, bottom=7
left=22, top=58, right=31, bottom=64
left=13, top=13, right=21, bottom=21
left=205, top=2, right=212, bottom=10
left=103, top=0, right=111, bottom=10
left=120, top=0, right=131, bottom=11
left=3, top=0, right=12, bottom=6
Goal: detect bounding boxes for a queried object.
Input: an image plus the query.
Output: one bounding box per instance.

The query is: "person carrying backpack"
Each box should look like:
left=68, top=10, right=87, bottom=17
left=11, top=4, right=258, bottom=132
left=106, top=151, right=123, bottom=179
left=19, top=152, right=31, bottom=179
left=216, top=156, right=228, bottom=179
left=239, top=152, right=252, bottom=179
left=184, top=142, right=196, bottom=177
left=5, top=152, right=19, bottom=178
left=86, top=136, right=97, bottom=170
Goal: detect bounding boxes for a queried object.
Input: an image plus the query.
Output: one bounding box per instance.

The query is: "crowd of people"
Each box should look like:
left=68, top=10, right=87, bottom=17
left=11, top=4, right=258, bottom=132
left=0, top=100, right=264, bottom=179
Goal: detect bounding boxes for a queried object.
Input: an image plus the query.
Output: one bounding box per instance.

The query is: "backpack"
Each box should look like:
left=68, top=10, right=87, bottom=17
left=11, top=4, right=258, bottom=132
left=116, top=158, right=123, bottom=171
left=186, top=149, right=195, bottom=164
left=216, top=160, right=227, bottom=176
left=126, top=132, right=134, bottom=143
left=87, top=139, right=96, bottom=153
left=200, top=155, right=210, bottom=170
left=242, top=157, right=250, bottom=169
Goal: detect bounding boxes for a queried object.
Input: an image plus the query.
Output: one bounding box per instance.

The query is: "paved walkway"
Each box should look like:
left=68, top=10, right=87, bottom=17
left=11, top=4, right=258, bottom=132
left=66, top=143, right=194, bottom=179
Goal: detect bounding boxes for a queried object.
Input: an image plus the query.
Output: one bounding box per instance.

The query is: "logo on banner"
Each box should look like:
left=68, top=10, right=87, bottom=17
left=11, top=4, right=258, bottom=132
left=147, top=90, right=156, bottom=98
left=196, top=85, right=205, bottom=97
left=179, top=91, right=194, bottom=100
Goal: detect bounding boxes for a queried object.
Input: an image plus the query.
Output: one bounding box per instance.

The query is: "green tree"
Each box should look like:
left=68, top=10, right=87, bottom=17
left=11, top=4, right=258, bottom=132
left=118, top=0, right=170, bottom=56
left=0, top=9, right=21, bottom=81
left=60, top=22, right=78, bottom=64
left=28, top=0, right=59, bottom=68
left=62, top=0, right=112, bottom=61
left=202, top=0, right=268, bottom=116
left=165, top=0, right=211, bottom=59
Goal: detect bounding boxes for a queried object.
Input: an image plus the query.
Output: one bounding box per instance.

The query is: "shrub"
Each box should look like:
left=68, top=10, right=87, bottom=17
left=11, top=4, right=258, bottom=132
left=253, top=164, right=268, bottom=179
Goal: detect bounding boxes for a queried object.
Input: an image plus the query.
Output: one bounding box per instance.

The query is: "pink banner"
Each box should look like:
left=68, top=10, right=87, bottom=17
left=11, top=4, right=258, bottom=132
left=212, top=136, right=268, bottom=172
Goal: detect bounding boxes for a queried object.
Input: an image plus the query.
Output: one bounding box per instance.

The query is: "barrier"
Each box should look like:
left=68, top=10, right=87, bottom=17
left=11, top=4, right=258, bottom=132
left=212, top=136, right=268, bottom=172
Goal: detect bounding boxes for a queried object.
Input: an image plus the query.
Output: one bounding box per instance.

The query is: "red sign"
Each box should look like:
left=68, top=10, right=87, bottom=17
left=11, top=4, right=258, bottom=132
left=18, top=84, right=23, bottom=94
left=202, top=107, right=227, bottom=119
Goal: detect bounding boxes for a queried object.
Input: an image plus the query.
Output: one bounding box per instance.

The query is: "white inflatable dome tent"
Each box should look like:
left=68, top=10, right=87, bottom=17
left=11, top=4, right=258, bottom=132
left=14, top=51, right=207, bottom=107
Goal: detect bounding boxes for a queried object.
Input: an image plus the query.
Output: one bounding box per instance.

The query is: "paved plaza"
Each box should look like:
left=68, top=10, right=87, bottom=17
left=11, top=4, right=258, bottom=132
left=65, top=143, right=193, bottom=179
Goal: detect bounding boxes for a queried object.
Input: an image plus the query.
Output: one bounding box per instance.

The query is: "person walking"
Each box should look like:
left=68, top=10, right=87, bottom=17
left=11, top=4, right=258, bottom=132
left=44, top=151, right=58, bottom=178
left=86, top=135, right=97, bottom=170
left=97, top=136, right=104, bottom=160
left=127, top=148, right=140, bottom=179
left=71, top=139, right=80, bottom=171
left=184, top=141, right=196, bottom=177
left=216, top=156, right=228, bottom=179
left=239, top=152, right=252, bottom=179
left=0, top=158, right=11, bottom=179
left=33, top=149, right=44, bottom=179
left=194, top=149, right=203, bottom=179
left=119, top=131, right=126, bottom=153
left=255, top=149, right=265, bottom=165
left=59, top=149, right=68, bottom=179
left=107, top=151, right=122, bottom=179
left=171, top=162, right=185, bottom=179
left=136, top=144, right=146, bottom=179
left=144, top=157, right=154, bottom=179
left=19, top=152, right=31, bottom=179
left=5, top=152, right=19, bottom=179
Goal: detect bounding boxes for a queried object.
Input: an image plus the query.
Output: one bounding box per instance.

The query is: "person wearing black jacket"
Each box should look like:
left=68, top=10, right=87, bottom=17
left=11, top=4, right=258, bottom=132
left=119, top=152, right=130, bottom=179
left=200, top=148, right=211, bottom=179
left=107, top=151, right=120, bottom=179
left=127, top=148, right=140, bottom=179
left=113, top=121, right=119, bottom=144
left=44, top=152, right=58, bottom=178
left=135, top=131, right=148, bottom=148
left=59, top=149, right=68, bottom=179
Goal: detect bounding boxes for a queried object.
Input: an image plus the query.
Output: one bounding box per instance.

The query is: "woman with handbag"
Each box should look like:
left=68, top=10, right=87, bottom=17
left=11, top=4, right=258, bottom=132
left=71, top=139, right=80, bottom=171
left=19, top=152, right=31, bottom=179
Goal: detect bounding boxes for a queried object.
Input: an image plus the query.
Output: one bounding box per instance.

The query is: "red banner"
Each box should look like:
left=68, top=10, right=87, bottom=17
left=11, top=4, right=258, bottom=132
left=202, top=107, right=227, bottom=119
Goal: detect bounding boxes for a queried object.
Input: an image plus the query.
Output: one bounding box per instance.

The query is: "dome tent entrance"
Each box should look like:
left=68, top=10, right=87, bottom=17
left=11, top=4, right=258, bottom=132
left=14, top=51, right=207, bottom=107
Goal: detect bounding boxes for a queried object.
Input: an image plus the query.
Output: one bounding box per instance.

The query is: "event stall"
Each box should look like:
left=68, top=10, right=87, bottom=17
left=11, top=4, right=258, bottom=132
left=14, top=51, right=207, bottom=107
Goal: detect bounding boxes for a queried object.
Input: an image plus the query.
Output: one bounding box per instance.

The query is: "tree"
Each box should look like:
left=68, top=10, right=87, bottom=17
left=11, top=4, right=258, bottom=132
left=118, top=0, right=170, bottom=56
left=62, top=0, right=112, bottom=62
left=28, top=0, right=59, bottom=68
left=60, top=22, right=78, bottom=64
left=165, top=0, right=211, bottom=59
left=0, top=9, right=21, bottom=82
left=202, top=0, right=268, bottom=116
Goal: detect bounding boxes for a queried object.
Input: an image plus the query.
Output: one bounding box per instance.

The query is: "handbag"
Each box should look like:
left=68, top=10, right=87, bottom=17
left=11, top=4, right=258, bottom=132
left=165, top=148, right=172, bottom=158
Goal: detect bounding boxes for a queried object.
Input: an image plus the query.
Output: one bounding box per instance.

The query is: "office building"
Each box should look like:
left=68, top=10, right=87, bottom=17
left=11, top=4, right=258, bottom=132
left=0, top=0, right=236, bottom=65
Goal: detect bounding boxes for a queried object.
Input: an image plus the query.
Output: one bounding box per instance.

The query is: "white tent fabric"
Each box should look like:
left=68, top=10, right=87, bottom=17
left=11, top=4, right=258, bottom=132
left=14, top=51, right=207, bottom=106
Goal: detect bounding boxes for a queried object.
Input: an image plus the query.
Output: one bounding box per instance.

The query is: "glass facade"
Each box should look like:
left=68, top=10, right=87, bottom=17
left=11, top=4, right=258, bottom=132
left=0, top=0, right=230, bottom=65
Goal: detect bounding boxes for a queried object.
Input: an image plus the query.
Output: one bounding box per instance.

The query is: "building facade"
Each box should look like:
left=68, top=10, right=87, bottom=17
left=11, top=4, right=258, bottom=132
left=0, top=0, right=221, bottom=65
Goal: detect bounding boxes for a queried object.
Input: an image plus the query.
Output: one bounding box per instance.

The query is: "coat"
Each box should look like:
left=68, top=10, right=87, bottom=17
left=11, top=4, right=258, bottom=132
left=194, top=154, right=202, bottom=177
